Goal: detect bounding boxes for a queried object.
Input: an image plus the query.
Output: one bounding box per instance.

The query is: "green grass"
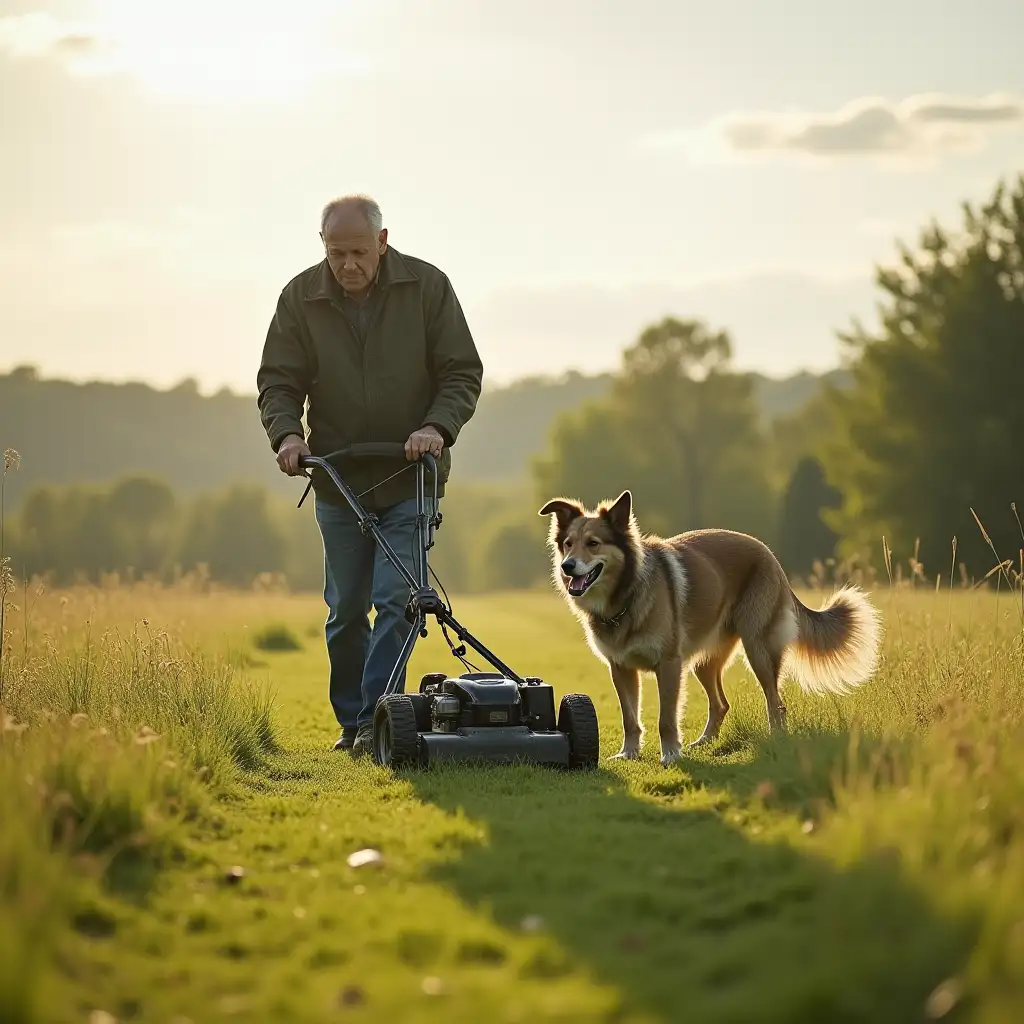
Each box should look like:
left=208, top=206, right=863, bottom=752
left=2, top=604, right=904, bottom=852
left=3, top=583, right=1024, bottom=1022
left=0, top=618, right=278, bottom=1022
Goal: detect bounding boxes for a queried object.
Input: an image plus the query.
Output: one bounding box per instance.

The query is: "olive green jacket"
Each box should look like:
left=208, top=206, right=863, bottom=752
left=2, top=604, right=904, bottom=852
left=256, top=247, right=484, bottom=509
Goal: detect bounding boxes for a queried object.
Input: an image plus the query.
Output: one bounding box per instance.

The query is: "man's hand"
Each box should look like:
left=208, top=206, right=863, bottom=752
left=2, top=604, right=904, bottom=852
left=405, top=425, right=445, bottom=461
left=276, top=433, right=311, bottom=476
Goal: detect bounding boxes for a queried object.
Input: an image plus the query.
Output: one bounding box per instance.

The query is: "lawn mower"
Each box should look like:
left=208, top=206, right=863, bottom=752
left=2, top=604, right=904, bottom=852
left=297, top=443, right=600, bottom=771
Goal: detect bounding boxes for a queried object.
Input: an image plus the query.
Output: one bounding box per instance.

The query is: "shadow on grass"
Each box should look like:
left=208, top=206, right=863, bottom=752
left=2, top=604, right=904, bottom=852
left=683, top=722, right=917, bottom=822
left=406, top=727, right=975, bottom=1024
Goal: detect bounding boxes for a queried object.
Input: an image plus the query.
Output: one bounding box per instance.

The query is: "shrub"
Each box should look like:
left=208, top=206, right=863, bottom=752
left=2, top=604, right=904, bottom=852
left=252, top=623, right=303, bottom=652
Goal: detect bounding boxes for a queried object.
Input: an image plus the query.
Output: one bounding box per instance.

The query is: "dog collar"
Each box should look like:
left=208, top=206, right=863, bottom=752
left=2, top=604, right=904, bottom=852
left=596, top=602, right=630, bottom=629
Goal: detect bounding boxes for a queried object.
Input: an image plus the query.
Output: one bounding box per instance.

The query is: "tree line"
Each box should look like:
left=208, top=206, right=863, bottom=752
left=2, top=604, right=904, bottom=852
left=0, top=357, right=837, bottom=511
left=0, top=465, right=543, bottom=595
left=3, top=173, right=1022, bottom=593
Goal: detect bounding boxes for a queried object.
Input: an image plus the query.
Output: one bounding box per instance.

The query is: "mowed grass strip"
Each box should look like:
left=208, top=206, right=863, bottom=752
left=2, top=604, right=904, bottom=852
left=2, top=583, right=1023, bottom=1022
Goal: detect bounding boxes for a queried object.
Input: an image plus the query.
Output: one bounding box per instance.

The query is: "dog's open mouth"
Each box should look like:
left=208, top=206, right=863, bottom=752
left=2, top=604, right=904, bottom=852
left=565, top=564, right=603, bottom=596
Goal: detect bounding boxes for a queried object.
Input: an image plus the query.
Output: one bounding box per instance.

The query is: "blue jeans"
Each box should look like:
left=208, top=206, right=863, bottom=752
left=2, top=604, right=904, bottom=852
left=314, top=495, right=433, bottom=731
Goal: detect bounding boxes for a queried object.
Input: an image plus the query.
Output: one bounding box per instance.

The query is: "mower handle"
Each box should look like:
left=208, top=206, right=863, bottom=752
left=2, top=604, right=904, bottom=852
left=295, top=444, right=439, bottom=513
left=306, top=442, right=407, bottom=462
left=298, top=443, right=438, bottom=469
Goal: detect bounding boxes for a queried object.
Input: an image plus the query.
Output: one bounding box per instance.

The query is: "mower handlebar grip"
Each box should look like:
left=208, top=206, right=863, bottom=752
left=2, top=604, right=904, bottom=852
left=298, top=444, right=437, bottom=469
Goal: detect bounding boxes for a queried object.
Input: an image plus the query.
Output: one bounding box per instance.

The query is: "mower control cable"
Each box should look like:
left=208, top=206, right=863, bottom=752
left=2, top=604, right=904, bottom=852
left=297, top=446, right=522, bottom=687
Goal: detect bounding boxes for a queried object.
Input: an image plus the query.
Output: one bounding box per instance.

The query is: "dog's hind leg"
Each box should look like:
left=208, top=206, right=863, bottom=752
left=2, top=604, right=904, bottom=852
left=741, top=634, right=787, bottom=734
left=690, top=636, right=738, bottom=747
left=608, top=662, right=642, bottom=760
left=654, top=653, right=686, bottom=766
left=734, top=576, right=789, bottom=734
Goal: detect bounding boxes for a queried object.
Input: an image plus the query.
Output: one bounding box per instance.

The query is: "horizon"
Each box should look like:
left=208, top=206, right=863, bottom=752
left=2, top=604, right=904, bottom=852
left=0, top=357, right=848, bottom=400
left=2, top=1, right=1023, bottom=393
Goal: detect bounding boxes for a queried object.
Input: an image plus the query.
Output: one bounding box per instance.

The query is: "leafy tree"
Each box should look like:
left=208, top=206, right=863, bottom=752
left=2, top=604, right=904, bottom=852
left=769, top=389, right=839, bottom=492
left=533, top=399, right=642, bottom=520
left=776, top=456, right=841, bottom=579
left=535, top=317, right=777, bottom=541
left=822, top=174, right=1024, bottom=581
left=473, top=511, right=549, bottom=592
left=14, top=484, right=115, bottom=582
left=105, top=477, right=178, bottom=576
left=12, top=477, right=179, bottom=583
left=176, top=486, right=287, bottom=586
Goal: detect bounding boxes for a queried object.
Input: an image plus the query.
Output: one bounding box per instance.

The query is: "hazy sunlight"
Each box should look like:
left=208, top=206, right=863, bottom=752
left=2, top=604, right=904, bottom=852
left=87, top=0, right=364, bottom=102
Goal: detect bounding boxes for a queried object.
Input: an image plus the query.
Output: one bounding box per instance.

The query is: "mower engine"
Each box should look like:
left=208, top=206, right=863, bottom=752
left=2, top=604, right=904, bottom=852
left=429, top=692, right=461, bottom=733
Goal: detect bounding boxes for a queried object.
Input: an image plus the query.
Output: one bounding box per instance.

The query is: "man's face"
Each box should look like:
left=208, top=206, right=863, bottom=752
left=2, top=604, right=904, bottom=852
left=320, top=209, right=387, bottom=298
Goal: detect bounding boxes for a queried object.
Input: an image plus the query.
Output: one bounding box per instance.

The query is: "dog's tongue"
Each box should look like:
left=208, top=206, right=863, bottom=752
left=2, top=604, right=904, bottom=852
left=568, top=568, right=597, bottom=594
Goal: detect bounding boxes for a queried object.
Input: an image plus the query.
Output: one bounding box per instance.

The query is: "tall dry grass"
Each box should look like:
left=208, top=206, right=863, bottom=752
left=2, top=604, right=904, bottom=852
left=1, top=453, right=281, bottom=1024
left=1, top=631, right=279, bottom=1020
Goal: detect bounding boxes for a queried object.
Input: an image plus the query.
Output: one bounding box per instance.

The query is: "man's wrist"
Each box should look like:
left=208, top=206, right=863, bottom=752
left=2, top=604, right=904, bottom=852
left=422, top=422, right=452, bottom=445
left=274, top=431, right=306, bottom=452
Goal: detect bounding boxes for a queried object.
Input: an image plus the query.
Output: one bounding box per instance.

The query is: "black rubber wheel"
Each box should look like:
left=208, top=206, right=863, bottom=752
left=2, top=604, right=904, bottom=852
left=372, top=695, right=421, bottom=768
left=557, top=693, right=600, bottom=769
left=407, top=692, right=432, bottom=732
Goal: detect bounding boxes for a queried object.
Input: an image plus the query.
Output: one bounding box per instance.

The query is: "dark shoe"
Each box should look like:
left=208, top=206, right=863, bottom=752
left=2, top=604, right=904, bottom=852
left=333, top=727, right=357, bottom=752
left=351, top=723, right=374, bottom=759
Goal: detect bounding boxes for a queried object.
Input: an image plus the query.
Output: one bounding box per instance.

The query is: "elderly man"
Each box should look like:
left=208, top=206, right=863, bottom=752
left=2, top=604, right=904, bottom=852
left=257, top=194, right=483, bottom=757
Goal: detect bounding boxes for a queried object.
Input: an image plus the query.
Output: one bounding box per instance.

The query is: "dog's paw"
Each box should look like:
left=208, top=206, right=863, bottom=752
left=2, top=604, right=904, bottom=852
left=608, top=746, right=641, bottom=761
left=659, top=746, right=683, bottom=767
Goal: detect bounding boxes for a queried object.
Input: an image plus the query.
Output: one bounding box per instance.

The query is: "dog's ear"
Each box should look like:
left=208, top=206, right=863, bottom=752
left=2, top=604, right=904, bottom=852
left=538, top=498, right=584, bottom=529
left=600, top=490, right=633, bottom=533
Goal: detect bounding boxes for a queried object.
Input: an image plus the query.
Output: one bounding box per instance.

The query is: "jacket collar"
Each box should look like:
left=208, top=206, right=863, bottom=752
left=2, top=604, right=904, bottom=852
left=303, top=245, right=419, bottom=302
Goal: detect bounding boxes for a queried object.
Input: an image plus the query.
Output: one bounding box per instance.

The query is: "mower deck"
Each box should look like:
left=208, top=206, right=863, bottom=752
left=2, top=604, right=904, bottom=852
left=373, top=672, right=600, bottom=770
left=419, top=727, right=572, bottom=768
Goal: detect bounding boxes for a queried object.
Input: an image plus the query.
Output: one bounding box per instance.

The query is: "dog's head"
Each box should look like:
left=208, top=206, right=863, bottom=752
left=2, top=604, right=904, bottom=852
left=538, top=490, right=637, bottom=605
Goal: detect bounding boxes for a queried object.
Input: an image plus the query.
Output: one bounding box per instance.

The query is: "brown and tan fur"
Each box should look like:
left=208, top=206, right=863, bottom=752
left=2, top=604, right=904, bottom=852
left=539, top=490, right=882, bottom=766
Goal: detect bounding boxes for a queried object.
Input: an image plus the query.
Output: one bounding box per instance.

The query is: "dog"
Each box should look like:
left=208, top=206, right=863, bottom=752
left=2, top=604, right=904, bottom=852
left=539, top=490, right=882, bottom=765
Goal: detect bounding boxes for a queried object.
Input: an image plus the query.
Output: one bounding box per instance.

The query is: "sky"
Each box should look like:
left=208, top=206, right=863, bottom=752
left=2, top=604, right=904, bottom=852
left=1, top=0, right=1023, bottom=394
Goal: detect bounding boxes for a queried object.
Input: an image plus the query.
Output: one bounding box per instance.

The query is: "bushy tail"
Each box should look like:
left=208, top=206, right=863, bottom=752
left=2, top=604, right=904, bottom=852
left=783, top=584, right=882, bottom=695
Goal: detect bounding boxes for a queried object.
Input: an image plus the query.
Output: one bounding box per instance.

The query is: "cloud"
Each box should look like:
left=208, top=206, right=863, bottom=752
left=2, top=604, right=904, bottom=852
left=643, top=93, right=1024, bottom=166
left=0, top=12, right=111, bottom=70
left=0, top=7, right=370, bottom=102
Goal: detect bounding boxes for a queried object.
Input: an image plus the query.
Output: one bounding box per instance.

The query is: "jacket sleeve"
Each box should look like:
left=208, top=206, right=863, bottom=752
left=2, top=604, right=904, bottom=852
left=256, top=291, right=312, bottom=452
left=421, top=273, right=484, bottom=446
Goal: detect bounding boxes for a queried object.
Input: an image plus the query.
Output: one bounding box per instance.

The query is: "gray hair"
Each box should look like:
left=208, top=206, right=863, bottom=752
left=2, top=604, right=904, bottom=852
left=320, top=194, right=383, bottom=234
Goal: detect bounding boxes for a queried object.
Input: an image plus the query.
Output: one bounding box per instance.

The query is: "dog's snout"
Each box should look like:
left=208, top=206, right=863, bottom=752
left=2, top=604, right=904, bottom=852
left=560, top=557, right=577, bottom=575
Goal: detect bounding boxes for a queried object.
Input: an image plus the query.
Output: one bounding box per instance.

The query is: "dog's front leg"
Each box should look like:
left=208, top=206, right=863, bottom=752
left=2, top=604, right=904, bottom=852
left=655, top=655, right=686, bottom=766
left=608, top=662, right=642, bottom=759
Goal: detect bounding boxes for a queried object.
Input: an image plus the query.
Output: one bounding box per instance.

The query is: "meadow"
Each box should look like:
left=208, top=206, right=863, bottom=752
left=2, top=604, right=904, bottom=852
left=2, top=573, right=1023, bottom=1023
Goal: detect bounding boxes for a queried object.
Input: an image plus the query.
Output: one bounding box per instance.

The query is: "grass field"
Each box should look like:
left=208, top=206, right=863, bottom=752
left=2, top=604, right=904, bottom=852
left=2, top=577, right=1024, bottom=1023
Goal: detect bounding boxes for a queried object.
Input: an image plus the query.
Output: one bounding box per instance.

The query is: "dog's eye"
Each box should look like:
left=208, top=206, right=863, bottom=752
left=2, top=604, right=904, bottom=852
left=586, top=538, right=599, bottom=548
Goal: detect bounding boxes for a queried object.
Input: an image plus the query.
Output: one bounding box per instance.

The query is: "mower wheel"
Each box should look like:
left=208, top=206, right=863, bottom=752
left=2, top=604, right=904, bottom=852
left=372, top=695, right=421, bottom=768
left=407, top=692, right=432, bottom=732
left=557, top=693, right=600, bottom=769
